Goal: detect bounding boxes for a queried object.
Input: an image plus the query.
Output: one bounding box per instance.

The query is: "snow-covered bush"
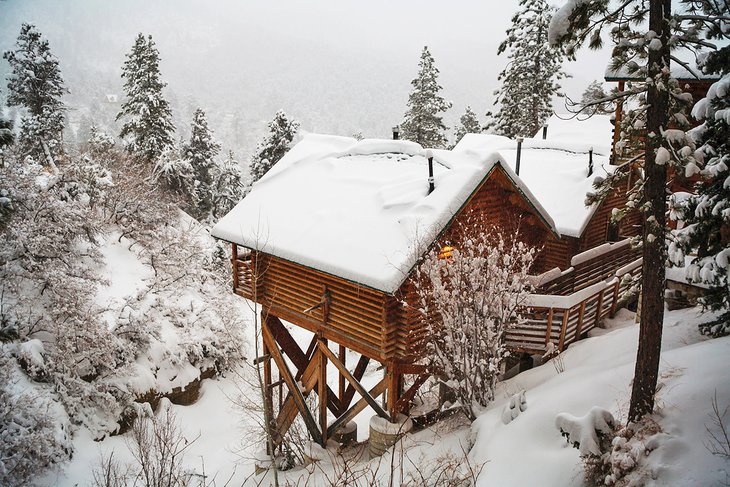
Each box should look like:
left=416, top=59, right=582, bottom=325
left=557, top=407, right=662, bottom=486
left=415, top=216, right=536, bottom=421
left=0, top=357, right=72, bottom=486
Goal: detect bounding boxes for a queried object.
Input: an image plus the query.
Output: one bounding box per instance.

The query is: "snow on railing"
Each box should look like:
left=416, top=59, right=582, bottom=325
left=508, top=255, right=642, bottom=354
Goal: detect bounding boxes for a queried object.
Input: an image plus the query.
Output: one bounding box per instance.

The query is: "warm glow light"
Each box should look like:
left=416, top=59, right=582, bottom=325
left=438, top=245, right=454, bottom=259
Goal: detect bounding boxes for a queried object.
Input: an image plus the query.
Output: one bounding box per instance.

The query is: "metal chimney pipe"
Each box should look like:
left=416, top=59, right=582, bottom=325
left=515, top=137, right=523, bottom=176
left=588, top=147, right=594, bottom=177
left=392, top=125, right=400, bottom=140
left=427, top=150, right=435, bottom=194
left=542, top=125, right=548, bottom=140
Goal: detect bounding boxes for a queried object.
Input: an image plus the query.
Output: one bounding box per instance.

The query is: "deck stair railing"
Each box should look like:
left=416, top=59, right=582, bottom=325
left=508, top=239, right=642, bottom=354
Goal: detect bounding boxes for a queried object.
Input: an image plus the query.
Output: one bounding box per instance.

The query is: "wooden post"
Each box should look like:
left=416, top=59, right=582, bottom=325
left=574, top=300, right=587, bottom=341
left=544, top=308, right=554, bottom=346
left=558, top=309, right=570, bottom=351
left=318, top=338, right=328, bottom=446
left=261, top=310, right=275, bottom=452
left=595, top=288, right=605, bottom=324
left=338, top=344, right=346, bottom=404
left=231, top=243, right=238, bottom=292
left=610, top=279, right=620, bottom=318
left=386, top=362, right=402, bottom=419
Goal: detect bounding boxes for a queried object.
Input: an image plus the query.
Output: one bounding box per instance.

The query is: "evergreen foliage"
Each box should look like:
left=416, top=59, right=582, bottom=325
left=0, top=113, right=13, bottom=149
left=212, top=150, right=244, bottom=219
left=183, top=108, right=221, bottom=220
left=580, top=80, right=613, bottom=115
left=400, top=46, right=452, bottom=148
left=248, top=110, right=299, bottom=184
left=671, top=73, right=730, bottom=337
left=487, top=0, right=565, bottom=138
left=453, top=106, right=482, bottom=147
left=117, top=34, right=175, bottom=163
left=549, top=0, right=729, bottom=423
left=3, top=23, right=67, bottom=164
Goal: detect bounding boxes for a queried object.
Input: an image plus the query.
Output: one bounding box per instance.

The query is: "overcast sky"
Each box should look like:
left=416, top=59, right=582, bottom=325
left=0, top=0, right=612, bottom=156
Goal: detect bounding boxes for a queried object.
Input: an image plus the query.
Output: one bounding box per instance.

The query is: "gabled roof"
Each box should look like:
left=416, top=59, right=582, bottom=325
left=454, top=114, right=616, bottom=238
left=211, top=134, right=556, bottom=294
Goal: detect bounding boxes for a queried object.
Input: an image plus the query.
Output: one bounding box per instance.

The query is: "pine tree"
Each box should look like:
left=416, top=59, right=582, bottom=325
left=212, top=150, right=244, bottom=219
left=117, top=34, right=175, bottom=163
left=151, top=146, right=195, bottom=201
left=487, top=0, right=565, bottom=138
left=580, top=80, right=612, bottom=115
left=3, top=23, right=67, bottom=165
left=453, top=106, right=482, bottom=147
left=183, top=108, right=220, bottom=220
left=248, top=110, right=299, bottom=184
left=671, top=72, right=730, bottom=337
left=0, top=113, right=13, bottom=150
left=549, top=0, right=728, bottom=423
left=400, top=46, right=452, bottom=148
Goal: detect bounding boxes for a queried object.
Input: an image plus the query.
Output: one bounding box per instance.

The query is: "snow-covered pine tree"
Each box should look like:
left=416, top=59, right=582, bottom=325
left=549, top=0, right=729, bottom=422
left=183, top=108, right=220, bottom=220
left=0, top=112, right=13, bottom=150
left=400, top=46, right=452, bottom=148
left=151, top=145, right=195, bottom=201
left=3, top=23, right=67, bottom=165
left=248, top=109, right=299, bottom=184
left=487, top=0, right=565, bottom=138
left=212, top=150, right=244, bottom=219
left=452, top=106, right=482, bottom=147
left=672, top=72, right=730, bottom=337
left=116, top=34, right=175, bottom=164
left=580, top=80, right=613, bottom=115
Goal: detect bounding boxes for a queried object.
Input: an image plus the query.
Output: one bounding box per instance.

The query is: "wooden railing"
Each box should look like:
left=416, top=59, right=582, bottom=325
left=507, top=256, right=642, bottom=354
left=233, top=250, right=263, bottom=300
left=535, top=239, right=640, bottom=295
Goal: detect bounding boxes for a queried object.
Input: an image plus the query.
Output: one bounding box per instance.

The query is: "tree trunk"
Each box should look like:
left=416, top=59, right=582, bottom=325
left=629, top=0, right=671, bottom=423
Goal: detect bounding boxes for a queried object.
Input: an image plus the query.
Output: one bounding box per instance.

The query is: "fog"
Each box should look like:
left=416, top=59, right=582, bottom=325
left=0, top=0, right=610, bottom=159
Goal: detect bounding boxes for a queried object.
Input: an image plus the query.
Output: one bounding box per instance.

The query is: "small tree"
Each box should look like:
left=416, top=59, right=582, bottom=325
left=487, top=0, right=566, bottom=138
left=415, top=216, right=536, bottom=421
left=248, top=110, right=299, bottom=185
left=212, top=150, right=244, bottom=219
left=151, top=146, right=195, bottom=202
left=117, top=34, right=175, bottom=164
left=3, top=23, right=67, bottom=165
left=452, top=106, right=482, bottom=147
left=183, top=108, right=220, bottom=220
left=671, top=72, right=730, bottom=337
left=400, top=46, right=452, bottom=148
left=580, top=80, right=613, bottom=115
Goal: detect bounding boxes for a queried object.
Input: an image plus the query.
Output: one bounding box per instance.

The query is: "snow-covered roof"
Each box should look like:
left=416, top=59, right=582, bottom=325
left=212, top=134, right=556, bottom=294
left=454, top=115, right=615, bottom=238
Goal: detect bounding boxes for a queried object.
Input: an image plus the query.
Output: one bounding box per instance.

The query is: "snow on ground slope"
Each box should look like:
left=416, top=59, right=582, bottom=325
left=472, top=307, right=730, bottom=486
left=48, top=305, right=729, bottom=486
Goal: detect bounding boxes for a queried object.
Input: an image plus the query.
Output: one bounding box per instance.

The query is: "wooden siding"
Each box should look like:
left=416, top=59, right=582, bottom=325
left=233, top=163, right=557, bottom=363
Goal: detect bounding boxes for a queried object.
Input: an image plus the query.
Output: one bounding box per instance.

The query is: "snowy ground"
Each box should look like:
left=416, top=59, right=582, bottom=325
left=45, top=305, right=729, bottom=486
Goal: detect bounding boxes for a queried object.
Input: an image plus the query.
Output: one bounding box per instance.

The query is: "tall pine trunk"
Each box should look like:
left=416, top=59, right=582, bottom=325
left=629, top=0, right=671, bottom=422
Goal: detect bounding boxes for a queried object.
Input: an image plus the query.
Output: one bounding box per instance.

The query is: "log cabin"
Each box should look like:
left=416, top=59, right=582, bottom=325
left=454, top=114, right=642, bottom=273
left=211, top=135, right=561, bottom=447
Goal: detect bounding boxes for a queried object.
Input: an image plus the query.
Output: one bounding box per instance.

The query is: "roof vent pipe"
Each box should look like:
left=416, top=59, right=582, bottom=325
left=588, top=147, right=594, bottom=177
left=392, top=125, right=400, bottom=140
left=542, top=125, right=548, bottom=140
left=426, top=149, right=435, bottom=194
left=515, top=137, right=523, bottom=176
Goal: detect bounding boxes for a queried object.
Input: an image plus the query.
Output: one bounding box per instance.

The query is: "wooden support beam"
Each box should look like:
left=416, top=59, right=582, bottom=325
left=318, top=340, right=328, bottom=446
left=341, top=355, right=370, bottom=410
left=263, top=323, right=322, bottom=446
left=266, top=315, right=341, bottom=415
left=609, top=279, right=620, bottom=318
left=386, top=362, right=402, bottom=418
left=318, top=341, right=389, bottom=420
left=575, top=301, right=587, bottom=341
left=329, top=378, right=388, bottom=434
left=393, top=373, right=430, bottom=415
left=261, top=315, right=275, bottom=452
left=338, top=344, right=346, bottom=404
